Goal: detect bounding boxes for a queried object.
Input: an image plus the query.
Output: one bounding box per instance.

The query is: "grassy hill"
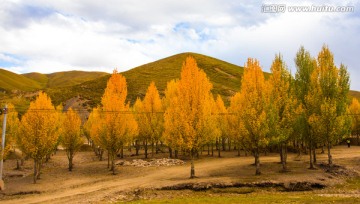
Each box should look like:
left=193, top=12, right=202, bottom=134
left=349, top=90, right=360, bottom=101
left=0, top=68, right=43, bottom=91
left=47, top=52, right=251, bottom=107
left=23, top=71, right=109, bottom=88
left=22, top=72, right=49, bottom=88
left=2, top=53, right=360, bottom=112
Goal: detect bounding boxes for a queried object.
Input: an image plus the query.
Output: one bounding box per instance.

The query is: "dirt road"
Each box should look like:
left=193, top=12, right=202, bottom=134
left=1, top=146, right=359, bottom=203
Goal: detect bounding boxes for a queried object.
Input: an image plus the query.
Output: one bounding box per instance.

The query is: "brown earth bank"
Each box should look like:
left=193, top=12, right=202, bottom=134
left=0, top=145, right=359, bottom=203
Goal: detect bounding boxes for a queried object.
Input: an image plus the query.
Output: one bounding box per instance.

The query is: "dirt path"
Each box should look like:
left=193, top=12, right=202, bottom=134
left=1, top=146, right=359, bottom=203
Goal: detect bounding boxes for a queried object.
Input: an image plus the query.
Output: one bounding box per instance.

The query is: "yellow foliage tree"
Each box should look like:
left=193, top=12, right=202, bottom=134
left=228, top=92, right=245, bottom=156
left=18, top=92, right=59, bottom=183
left=142, top=82, right=163, bottom=158
left=349, top=98, right=360, bottom=144
left=133, top=98, right=146, bottom=156
left=61, top=108, right=83, bottom=171
left=97, top=70, right=138, bottom=174
left=163, top=56, right=217, bottom=178
left=162, top=79, right=181, bottom=158
left=238, top=58, right=269, bottom=175
left=0, top=103, right=19, bottom=159
left=85, top=107, right=104, bottom=160
left=214, top=95, right=227, bottom=157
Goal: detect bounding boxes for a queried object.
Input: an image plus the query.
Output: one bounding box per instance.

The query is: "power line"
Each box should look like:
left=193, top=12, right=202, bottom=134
left=2, top=108, right=360, bottom=116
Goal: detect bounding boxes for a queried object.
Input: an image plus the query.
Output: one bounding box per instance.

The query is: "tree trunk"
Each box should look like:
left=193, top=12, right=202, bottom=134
left=207, top=144, right=210, bottom=155
left=135, top=140, right=140, bottom=156
left=313, top=148, right=317, bottom=164
left=99, top=148, right=103, bottom=161
left=327, top=141, right=333, bottom=166
left=237, top=144, right=240, bottom=157
left=254, top=149, right=261, bottom=175
left=228, top=139, right=231, bottom=151
left=110, top=151, right=116, bottom=175
left=280, top=144, right=284, bottom=163
left=151, top=141, right=154, bottom=158
left=175, top=150, right=178, bottom=159
left=309, top=142, right=314, bottom=169
left=144, top=140, right=148, bottom=159
left=281, top=144, right=287, bottom=172
left=36, top=160, right=42, bottom=180
left=211, top=143, right=214, bottom=156
left=120, top=147, right=124, bottom=159
left=33, top=160, right=37, bottom=184
left=107, top=151, right=110, bottom=169
left=218, top=142, right=221, bottom=158
left=190, top=149, right=195, bottom=178
left=169, top=147, right=172, bottom=158
left=16, top=159, right=20, bottom=170
left=156, top=141, right=159, bottom=154
left=45, top=154, right=50, bottom=163
left=69, top=156, right=73, bottom=171
left=222, top=137, right=226, bottom=151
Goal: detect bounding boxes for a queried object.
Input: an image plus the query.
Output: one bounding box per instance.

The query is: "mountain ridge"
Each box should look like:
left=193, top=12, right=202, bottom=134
left=1, top=53, right=360, bottom=113
left=46, top=52, right=249, bottom=107
left=23, top=70, right=109, bottom=88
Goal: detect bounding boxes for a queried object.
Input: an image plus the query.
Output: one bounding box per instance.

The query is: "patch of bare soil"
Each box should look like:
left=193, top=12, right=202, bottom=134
left=0, top=146, right=359, bottom=203
left=214, top=67, right=236, bottom=79
left=317, top=162, right=359, bottom=178
left=116, top=158, right=185, bottom=167
left=159, top=180, right=325, bottom=191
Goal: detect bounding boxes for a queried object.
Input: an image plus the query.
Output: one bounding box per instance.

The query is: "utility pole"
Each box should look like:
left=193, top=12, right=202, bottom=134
left=0, top=104, right=7, bottom=190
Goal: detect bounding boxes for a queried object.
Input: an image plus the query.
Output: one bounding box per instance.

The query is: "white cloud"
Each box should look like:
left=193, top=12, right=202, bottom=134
left=0, top=0, right=359, bottom=90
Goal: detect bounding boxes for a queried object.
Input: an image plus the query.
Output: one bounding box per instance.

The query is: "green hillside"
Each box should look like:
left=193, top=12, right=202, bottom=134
left=2, top=53, right=359, bottom=113
left=349, top=90, right=360, bottom=101
left=47, top=53, right=251, bottom=107
left=23, top=71, right=109, bottom=88
left=0, top=68, right=42, bottom=91
left=22, top=72, right=49, bottom=88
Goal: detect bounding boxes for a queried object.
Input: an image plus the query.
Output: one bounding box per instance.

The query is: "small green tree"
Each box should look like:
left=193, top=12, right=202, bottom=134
left=267, top=54, right=297, bottom=171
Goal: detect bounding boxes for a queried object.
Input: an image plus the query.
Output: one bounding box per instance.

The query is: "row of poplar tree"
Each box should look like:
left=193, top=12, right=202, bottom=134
left=1, top=45, right=360, bottom=182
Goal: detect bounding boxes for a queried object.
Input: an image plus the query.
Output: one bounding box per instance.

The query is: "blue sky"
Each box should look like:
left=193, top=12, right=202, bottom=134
left=0, top=0, right=360, bottom=90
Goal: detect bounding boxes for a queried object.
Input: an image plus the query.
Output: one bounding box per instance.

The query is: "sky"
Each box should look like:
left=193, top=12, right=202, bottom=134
left=0, top=0, right=359, bottom=90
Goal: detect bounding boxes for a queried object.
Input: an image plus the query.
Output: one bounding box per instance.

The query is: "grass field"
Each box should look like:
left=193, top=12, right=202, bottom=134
left=127, top=177, right=360, bottom=203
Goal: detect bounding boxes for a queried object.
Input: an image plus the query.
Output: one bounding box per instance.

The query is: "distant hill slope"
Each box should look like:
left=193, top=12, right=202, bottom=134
left=22, top=72, right=49, bottom=88
left=0, top=68, right=42, bottom=91
left=2, top=53, right=360, bottom=113
left=349, top=90, right=360, bottom=101
left=23, top=71, right=109, bottom=88
left=47, top=52, right=252, bottom=106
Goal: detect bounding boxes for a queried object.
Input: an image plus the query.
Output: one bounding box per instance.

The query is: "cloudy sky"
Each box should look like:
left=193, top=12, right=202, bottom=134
left=0, top=0, right=359, bottom=90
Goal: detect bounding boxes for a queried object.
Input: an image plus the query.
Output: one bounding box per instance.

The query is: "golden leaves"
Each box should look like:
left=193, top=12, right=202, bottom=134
left=90, top=70, right=138, bottom=153
left=19, top=92, right=59, bottom=160
left=163, top=56, right=216, bottom=151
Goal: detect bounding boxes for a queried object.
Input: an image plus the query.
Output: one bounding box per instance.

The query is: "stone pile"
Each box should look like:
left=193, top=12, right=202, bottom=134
left=117, top=158, right=185, bottom=167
